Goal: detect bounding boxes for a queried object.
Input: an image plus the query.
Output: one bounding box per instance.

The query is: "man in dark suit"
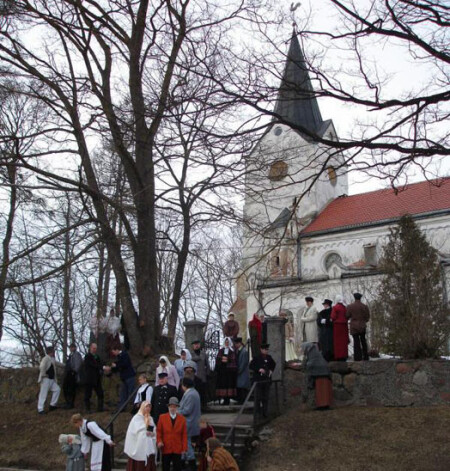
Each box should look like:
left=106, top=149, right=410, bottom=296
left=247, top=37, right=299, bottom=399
left=84, top=342, right=104, bottom=413
left=151, top=372, right=178, bottom=424
left=233, top=337, right=250, bottom=404
left=249, top=343, right=276, bottom=418
left=157, top=397, right=187, bottom=471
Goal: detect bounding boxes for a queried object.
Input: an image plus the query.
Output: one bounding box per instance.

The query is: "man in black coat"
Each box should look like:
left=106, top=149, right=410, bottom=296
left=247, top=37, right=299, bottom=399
left=111, top=346, right=136, bottom=410
left=317, top=299, right=334, bottom=362
left=249, top=343, right=276, bottom=418
left=63, top=343, right=83, bottom=409
left=84, top=342, right=104, bottom=413
left=151, top=372, right=178, bottom=424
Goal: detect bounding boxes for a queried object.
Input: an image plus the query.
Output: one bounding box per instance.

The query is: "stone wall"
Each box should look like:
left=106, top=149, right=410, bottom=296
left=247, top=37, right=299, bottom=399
left=0, top=365, right=121, bottom=406
left=284, top=359, right=450, bottom=408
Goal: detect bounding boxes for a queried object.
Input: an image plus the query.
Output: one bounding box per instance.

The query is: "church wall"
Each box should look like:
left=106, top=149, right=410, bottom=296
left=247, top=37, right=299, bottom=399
left=299, top=214, right=450, bottom=281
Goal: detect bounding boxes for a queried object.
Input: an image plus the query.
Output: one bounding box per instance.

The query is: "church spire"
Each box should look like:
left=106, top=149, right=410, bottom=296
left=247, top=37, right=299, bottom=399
left=273, top=33, right=323, bottom=134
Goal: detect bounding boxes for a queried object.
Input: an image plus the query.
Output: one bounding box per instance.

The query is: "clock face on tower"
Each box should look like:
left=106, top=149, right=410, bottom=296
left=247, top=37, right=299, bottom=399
left=268, top=160, right=288, bottom=181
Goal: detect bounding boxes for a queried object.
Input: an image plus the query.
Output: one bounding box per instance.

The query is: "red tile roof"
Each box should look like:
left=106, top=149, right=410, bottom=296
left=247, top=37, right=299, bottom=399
left=301, top=177, right=450, bottom=235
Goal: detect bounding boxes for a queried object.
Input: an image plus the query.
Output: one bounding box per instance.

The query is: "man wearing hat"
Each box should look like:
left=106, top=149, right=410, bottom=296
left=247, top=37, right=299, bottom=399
left=63, top=343, right=83, bottom=409
left=317, top=299, right=334, bottom=362
left=296, top=297, right=318, bottom=354
left=157, top=396, right=188, bottom=471
left=223, top=312, right=240, bottom=339
left=151, top=372, right=179, bottom=424
left=178, top=377, right=201, bottom=470
left=190, top=340, right=210, bottom=409
left=346, top=292, right=371, bottom=361
left=233, top=337, right=250, bottom=404
left=249, top=343, right=276, bottom=418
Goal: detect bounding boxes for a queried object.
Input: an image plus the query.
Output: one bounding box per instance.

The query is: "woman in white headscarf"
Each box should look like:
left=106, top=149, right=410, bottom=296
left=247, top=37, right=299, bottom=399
left=174, top=348, right=192, bottom=380
left=124, top=401, right=156, bottom=471
left=330, top=295, right=349, bottom=361
left=215, top=337, right=237, bottom=405
left=154, top=355, right=180, bottom=389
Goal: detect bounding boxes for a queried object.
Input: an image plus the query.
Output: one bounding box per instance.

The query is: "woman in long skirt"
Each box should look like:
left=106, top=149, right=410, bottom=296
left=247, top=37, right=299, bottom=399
left=215, top=337, right=237, bottom=405
left=124, top=401, right=156, bottom=471
left=302, top=342, right=333, bottom=410
left=330, top=295, right=348, bottom=361
left=279, top=310, right=297, bottom=361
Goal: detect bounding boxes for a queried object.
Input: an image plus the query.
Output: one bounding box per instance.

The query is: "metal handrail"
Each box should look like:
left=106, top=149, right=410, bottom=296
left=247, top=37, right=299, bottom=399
left=223, top=379, right=282, bottom=455
left=106, top=384, right=140, bottom=467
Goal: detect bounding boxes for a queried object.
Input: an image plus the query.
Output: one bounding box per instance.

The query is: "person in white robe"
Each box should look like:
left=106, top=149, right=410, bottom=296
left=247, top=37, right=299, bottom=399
left=124, top=401, right=157, bottom=471
left=37, top=345, right=60, bottom=414
left=71, top=413, right=114, bottom=471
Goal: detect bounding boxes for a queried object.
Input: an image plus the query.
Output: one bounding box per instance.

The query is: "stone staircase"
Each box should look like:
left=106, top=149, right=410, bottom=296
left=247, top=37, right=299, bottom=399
left=111, top=401, right=256, bottom=470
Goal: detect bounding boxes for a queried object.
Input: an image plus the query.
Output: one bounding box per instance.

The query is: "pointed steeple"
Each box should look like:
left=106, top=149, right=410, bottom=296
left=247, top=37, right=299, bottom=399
left=273, top=33, right=323, bottom=134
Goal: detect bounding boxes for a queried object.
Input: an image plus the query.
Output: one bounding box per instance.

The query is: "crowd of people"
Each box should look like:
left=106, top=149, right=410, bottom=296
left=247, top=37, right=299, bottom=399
left=296, top=292, right=371, bottom=362
left=37, top=295, right=372, bottom=470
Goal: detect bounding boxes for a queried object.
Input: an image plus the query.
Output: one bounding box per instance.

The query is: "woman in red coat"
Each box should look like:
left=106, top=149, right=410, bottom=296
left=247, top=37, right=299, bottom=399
left=330, top=295, right=348, bottom=361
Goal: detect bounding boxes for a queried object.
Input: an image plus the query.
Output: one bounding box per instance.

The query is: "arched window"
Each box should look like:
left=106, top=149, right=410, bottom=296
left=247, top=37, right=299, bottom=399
left=324, top=252, right=342, bottom=271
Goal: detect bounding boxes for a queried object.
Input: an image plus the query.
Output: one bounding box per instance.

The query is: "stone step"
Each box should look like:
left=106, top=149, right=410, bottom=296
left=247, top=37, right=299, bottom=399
left=205, top=402, right=254, bottom=413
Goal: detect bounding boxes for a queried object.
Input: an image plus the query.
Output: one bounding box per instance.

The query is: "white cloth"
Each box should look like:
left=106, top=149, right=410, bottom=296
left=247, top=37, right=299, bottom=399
left=98, top=316, right=108, bottom=333
left=80, top=419, right=112, bottom=471
left=105, top=316, right=121, bottom=335
left=134, top=384, right=153, bottom=404
left=89, top=315, right=100, bottom=337
left=124, top=413, right=156, bottom=465
left=222, top=337, right=234, bottom=353
left=38, top=355, right=57, bottom=383
left=37, top=378, right=60, bottom=412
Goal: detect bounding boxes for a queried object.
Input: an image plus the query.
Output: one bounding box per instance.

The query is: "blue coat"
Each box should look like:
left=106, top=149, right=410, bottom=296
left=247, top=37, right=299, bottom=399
left=178, top=387, right=201, bottom=437
left=236, top=346, right=250, bottom=389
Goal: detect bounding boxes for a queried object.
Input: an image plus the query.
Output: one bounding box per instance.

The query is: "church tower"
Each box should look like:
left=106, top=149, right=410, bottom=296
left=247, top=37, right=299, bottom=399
left=233, top=33, right=348, bottom=332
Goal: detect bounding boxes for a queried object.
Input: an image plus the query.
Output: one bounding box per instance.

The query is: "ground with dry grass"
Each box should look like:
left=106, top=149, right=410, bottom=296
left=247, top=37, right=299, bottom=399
left=0, top=404, right=131, bottom=470
left=247, top=406, right=450, bottom=471
left=1, top=403, right=450, bottom=470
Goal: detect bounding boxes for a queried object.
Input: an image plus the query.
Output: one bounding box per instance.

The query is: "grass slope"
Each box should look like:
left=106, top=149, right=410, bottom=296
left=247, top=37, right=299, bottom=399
left=0, top=404, right=131, bottom=470
left=247, top=406, right=450, bottom=471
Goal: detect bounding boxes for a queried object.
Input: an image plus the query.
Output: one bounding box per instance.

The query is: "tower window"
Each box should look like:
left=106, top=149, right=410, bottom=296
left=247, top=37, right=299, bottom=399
left=327, top=166, right=337, bottom=186
left=268, top=160, right=288, bottom=181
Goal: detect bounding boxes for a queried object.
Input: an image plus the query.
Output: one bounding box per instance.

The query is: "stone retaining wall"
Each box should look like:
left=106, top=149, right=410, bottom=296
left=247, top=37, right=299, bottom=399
left=284, top=359, right=450, bottom=408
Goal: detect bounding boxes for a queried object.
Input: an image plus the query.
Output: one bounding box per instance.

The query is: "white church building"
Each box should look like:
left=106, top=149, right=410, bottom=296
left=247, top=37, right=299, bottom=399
left=232, top=34, right=450, bottom=337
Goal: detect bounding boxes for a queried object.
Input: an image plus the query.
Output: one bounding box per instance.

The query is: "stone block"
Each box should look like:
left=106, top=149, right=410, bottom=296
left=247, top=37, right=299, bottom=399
left=396, top=363, right=412, bottom=374
left=329, top=362, right=350, bottom=375
left=440, top=392, right=450, bottom=402
left=331, top=373, right=342, bottom=386
left=333, top=387, right=353, bottom=402
left=343, top=373, right=357, bottom=392
left=412, top=371, right=428, bottom=386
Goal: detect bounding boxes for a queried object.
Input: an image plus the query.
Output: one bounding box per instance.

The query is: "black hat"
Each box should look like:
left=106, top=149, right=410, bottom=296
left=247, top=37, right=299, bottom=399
left=260, top=343, right=270, bottom=349
left=182, top=377, right=194, bottom=388
left=158, top=372, right=168, bottom=378
left=322, top=299, right=332, bottom=306
left=191, top=339, right=201, bottom=345
left=353, top=292, right=363, bottom=300
left=305, top=296, right=314, bottom=302
left=233, top=337, right=243, bottom=343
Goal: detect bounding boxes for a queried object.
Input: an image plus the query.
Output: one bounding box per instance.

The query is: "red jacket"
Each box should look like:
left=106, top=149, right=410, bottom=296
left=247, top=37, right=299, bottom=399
left=331, top=303, right=347, bottom=324
left=156, top=412, right=188, bottom=455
